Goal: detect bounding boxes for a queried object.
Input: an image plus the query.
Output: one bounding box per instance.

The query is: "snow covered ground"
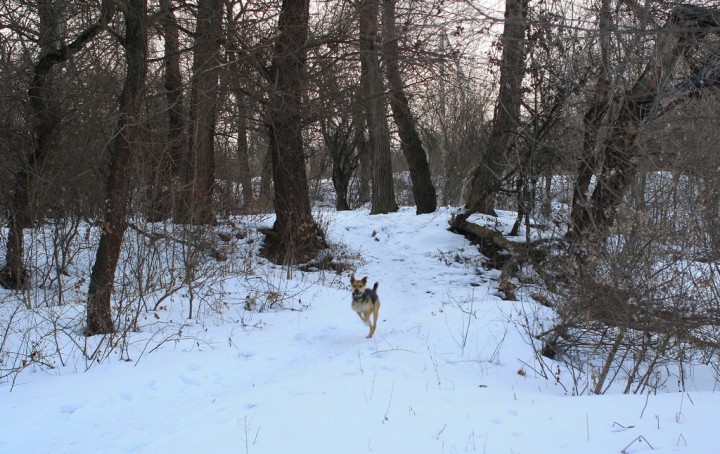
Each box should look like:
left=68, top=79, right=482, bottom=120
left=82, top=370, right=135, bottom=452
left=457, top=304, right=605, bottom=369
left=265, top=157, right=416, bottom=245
left=1, top=207, right=718, bottom=453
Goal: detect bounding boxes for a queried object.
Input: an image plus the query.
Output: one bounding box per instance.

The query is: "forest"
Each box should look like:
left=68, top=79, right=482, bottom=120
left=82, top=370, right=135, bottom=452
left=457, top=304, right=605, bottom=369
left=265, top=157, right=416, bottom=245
left=1, top=0, right=720, bottom=393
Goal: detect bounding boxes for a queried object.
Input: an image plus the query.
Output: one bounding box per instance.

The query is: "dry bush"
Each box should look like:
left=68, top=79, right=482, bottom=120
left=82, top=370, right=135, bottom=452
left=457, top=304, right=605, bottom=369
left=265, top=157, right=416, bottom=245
left=527, top=170, right=720, bottom=394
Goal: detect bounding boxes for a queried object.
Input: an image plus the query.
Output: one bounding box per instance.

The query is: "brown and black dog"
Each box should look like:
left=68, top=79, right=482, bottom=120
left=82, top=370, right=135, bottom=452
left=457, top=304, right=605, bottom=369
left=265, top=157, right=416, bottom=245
left=350, top=274, right=381, bottom=338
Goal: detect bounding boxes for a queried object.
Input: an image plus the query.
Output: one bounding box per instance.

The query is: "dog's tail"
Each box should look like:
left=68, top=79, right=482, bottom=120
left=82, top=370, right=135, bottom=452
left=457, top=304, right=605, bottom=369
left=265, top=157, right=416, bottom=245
left=373, top=282, right=379, bottom=292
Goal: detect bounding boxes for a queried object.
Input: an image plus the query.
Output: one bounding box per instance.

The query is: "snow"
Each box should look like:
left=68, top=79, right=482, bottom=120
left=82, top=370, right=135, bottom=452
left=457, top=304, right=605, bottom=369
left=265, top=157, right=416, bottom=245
left=1, top=206, right=718, bottom=453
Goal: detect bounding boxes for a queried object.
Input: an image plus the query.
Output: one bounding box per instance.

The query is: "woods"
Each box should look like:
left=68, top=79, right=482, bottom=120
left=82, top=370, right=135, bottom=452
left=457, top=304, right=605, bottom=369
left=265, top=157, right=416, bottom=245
left=1, top=0, right=720, bottom=393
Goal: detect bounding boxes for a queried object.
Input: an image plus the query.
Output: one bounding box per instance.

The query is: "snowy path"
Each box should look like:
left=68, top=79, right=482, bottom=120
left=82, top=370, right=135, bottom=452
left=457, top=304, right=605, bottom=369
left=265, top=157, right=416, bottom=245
left=2, top=208, right=718, bottom=453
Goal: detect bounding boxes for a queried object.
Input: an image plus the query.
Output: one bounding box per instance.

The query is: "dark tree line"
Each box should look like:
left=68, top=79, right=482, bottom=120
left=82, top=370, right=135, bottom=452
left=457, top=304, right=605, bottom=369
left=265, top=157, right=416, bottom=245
left=1, top=0, right=720, bottom=343
left=0, top=0, right=448, bottom=332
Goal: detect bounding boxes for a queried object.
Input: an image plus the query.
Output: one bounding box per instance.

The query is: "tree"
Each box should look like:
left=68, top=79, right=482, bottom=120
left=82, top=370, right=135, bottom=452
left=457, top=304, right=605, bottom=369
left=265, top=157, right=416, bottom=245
left=225, top=1, right=257, bottom=210
left=321, top=115, right=362, bottom=211
left=261, top=0, right=326, bottom=264
left=1, top=1, right=114, bottom=289
left=569, top=4, right=720, bottom=237
left=232, top=87, right=255, bottom=209
left=176, top=0, right=223, bottom=224
left=465, top=0, right=529, bottom=215
left=146, top=0, right=187, bottom=221
left=358, top=0, right=398, bottom=214
left=309, top=32, right=364, bottom=211
left=381, top=0, right=436, bottom=214
left=86, top=0, right=147, bottom=335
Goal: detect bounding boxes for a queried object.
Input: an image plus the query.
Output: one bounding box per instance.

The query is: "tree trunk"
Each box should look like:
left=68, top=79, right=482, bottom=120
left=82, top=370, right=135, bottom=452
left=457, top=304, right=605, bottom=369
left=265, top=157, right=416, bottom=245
left=147, top=0, right=185, bottom=221
left=176, top=0, right=222, bottom=224
left=570, top=5, right=719, bottom=236
left=86, top=0, right=146, bottom=336
left=226, top=10, right=255, bottom=212
left=322, top=117, right=358, bottom=211
left=332, top=172, right=351, bottom=211
left=381, top=0, right=436, bottom=214
left=1, top=1, right=114, bottom=290
left=358, top=0, right=398, bottom=214
left=2, top=0, right=61, bottom=290
left=568, top=0, right=612, bottom=235
left=442, top=140, right=461, bottom=206
left=258, top=148, right=273, bottom=209
left=465, top=0, right=528, bottom=215
left=234, top=90, right=254, bottom=210
left=261, top=0, right=326, bottom=264
left=357, top=124, right=371, bottom=206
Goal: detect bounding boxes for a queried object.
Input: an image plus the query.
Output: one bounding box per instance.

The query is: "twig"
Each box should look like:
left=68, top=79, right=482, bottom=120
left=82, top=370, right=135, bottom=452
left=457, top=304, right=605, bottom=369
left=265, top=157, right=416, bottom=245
left=640, top=391, right=650, bottom=418
left=436, top=424, right=447, bottom=440
left=128, top=222, right=227, bottom=261
left=676, top=433, right=686, bottom=447
left=382, top=382, right=394, bottom=424
left=586, top=414, right=590, bottom=441
left=621, top=435, right=654, bottom=453
left=612, top=421, right=635, bottom=430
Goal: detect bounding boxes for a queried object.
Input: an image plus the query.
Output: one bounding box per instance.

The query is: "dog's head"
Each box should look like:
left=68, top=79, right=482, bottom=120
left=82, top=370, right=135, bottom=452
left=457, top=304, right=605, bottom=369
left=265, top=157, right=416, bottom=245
left=350, top=274, right=368, bottom=298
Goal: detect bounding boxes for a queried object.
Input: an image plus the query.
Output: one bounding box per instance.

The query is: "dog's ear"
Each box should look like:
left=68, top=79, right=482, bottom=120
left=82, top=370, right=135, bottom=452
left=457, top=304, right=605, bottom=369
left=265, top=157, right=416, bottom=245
left=350, top=273, right=355, bottom=283
left=362, top=276, right=368, bottom=284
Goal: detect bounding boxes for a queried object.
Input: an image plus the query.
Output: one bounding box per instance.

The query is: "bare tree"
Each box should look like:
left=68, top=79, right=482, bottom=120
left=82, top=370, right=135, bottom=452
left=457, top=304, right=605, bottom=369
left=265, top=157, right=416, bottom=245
left=232, top=88, right=255, bottom=209
left=1, top=1, right=114, bottom=289
left=86, top=0, right=147, bottom=335
left=146, top=0, right=187, bottom=221
left=570, top=4, right=720, bottom=237
left=358, top=0, right=398, bottom=214
left=381, top=0, right=436, bottom=214
left=261, top=0, right=327, bottom=264
left=176, top=0, right=223, bottom=224
left=321, top=115, right=362, bottom=211
left=225, top=1, right=257, bottom=210
left=465, top=0, right=529, bottom=215
left=566, top=0, right=613, bottom=237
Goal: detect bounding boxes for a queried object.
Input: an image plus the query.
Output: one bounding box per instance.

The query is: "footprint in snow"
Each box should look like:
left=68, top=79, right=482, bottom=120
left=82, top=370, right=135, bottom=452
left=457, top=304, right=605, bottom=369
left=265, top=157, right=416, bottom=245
left=60, top=403, right=83, bottom=415
left=294, top=332, right=310, bottom=343
left=180, top=375, right=201, bottom=386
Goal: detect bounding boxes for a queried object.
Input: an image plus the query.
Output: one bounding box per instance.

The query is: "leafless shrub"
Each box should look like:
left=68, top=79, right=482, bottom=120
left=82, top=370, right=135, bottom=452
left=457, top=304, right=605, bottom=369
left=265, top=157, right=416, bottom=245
left=523, top=171, right=720, bottom=394
left=0, top=208, right=280, bottom=384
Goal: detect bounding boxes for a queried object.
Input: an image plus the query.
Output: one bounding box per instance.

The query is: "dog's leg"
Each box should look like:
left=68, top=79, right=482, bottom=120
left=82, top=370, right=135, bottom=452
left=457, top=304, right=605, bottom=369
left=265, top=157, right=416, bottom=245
left=360, top=309, right=372, bottom=327
left=367, top=302, right=380, bottom=338
left=356, top=311, right=366, bottom=324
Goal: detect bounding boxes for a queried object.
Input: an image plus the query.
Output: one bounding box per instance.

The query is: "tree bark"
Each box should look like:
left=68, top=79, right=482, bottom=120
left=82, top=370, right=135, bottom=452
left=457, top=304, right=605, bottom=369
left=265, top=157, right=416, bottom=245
left=234, top=90, right=254, bottom=209
left=568, top=0, right=612, bottom=234
left=226, top=8, right=255, bottom=211
left=465, top=0, right=528, bottom=215
left=1, top=1, right=114, bottom=290
left=261, top=0, right=326, bottom=264
left=258, top=148, right=273, bottom=209
left=86, top=0, right=147, bottom=336
left=147, top=0, right=186, bottom=221
left=176, top=0, right=222, bottom=224
left=570, top=5, right=720, bottom=236
left=381, top=0, right=436, bottom=214
left=322, top=117, right=359, bottom=211
left=357, top=127, right=371, bottom=206
left=448, top=213, right=524, bottom=298
left=358, top=0, right=398, bottom=214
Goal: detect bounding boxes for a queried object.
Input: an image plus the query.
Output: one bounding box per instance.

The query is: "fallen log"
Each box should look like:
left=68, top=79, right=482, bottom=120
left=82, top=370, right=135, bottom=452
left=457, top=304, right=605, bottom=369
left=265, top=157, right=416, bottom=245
left=448, top=213, right=522, bottom=298
left=448, top=213, right=520, bottom=254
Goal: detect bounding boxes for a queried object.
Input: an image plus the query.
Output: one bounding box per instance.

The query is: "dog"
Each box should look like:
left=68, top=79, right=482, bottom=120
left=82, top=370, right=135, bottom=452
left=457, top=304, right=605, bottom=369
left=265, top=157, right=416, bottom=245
left=350, top=274, right=381, bottom=338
